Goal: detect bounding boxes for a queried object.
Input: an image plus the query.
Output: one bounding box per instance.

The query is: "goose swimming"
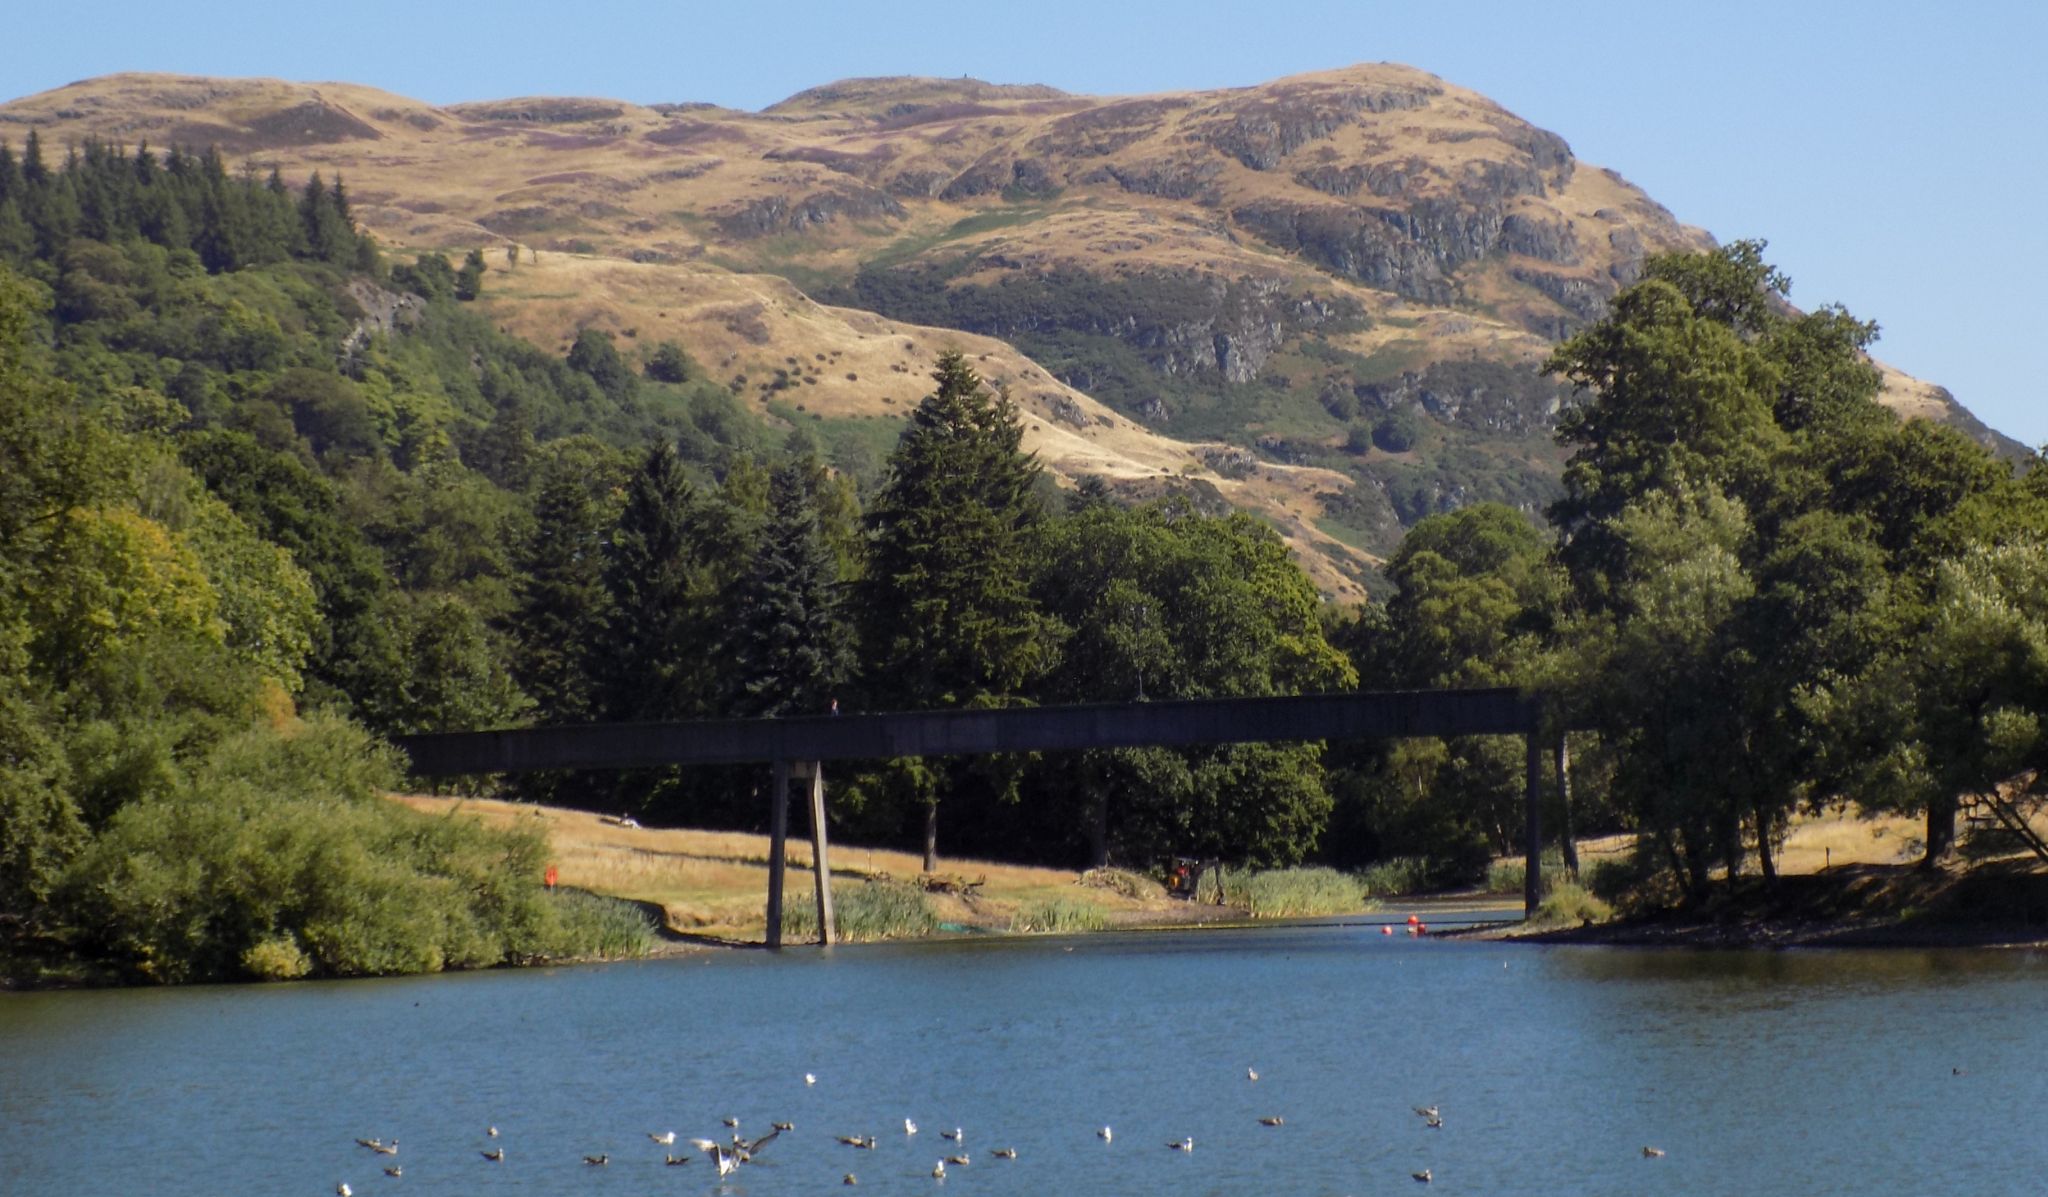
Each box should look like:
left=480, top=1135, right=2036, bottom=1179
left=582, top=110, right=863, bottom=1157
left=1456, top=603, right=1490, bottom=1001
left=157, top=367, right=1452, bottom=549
left=1247, top=1067, right=1259, bottom=1082
left=382, top=1167, right=401, bottom=1179
left=665, top=1154, right=690, bottom=1166
left=932, top=1160, right=946, bottom=1180
left=336, top=1184, right=351, bottom=1197
left=1413, top=1106, right=1439, bottom=1119
left=480, top=1148, right=504, bottom=1162
left=905, top=1118, right=918, bottom=1135
left=1168, top=1137, right=1194, bottom=1152
left=837, top=1135, right=877, bottom=1149
left=723, top=1117, right=740, bottom=1129
left=371, top=1141, right=398, bottom=1157
left=1642, top=1146, right=1666, bottom=1158
left=582, top=1154, right=608, bottom=1166
left=941, top=1127, right=964, bottom=1142
left=946, top=1153, right=970, bottom=1166
left=992, top=1147, right=1017, bottom=1160
left=843, top=1174, right=857, bottom=1185
left=1412, top=1168, right=1432, bottom=1183
left=352, top=1139, right=381, bottom=1151
left=486, top=1126, right=499, bottom=1138
left=1425, top=1116, right=1444, bottom=1129
left=806, top=1073, right=818, bottom=1085
left=1258, top=1117, right=1284, bottom=1127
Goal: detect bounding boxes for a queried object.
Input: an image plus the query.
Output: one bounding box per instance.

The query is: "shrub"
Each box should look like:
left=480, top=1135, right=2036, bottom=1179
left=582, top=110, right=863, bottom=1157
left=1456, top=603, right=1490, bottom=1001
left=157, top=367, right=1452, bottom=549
left=1531, top=881, right=1612, bottom=927
left=58, top=714, right=651, bottom=982
left=1010, top=894, right=1108, bottom=933
left=1356, top=856, right=1434, bottom=897
left=241, top=934, right=312, bottom=980
left=1371, top=412, right=1418, bottom=453
left=1584, top=852, right=1663, bottom=904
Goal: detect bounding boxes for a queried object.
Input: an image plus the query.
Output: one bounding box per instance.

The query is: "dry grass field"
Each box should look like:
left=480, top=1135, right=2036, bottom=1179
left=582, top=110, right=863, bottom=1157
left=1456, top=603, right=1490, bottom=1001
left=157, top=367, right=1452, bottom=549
left=390, top=794, right=1183, bottom=943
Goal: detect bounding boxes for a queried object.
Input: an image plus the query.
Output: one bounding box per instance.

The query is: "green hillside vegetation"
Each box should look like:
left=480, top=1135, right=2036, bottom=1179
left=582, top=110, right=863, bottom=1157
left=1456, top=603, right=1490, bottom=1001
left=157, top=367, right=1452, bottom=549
left=3, top=137, right=2043, bottom=984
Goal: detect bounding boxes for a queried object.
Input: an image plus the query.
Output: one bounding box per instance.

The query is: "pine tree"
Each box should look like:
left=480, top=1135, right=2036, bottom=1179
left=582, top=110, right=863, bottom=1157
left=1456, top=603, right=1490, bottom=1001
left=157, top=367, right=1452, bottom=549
left=859, top=351, right=1062, bottom=867
left=726, top=457, right=854, bottom=717
left=594, top=441, right=706, bottom=721
left=511, top=447, right=617, bottom=723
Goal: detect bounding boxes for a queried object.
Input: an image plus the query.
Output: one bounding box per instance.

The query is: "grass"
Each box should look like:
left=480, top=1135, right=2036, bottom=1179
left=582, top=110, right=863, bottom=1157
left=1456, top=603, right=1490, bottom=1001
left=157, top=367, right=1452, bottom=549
left=1009, top=894, right=1110, bottom=933
left=867, top=205, right=1053, bottom=269
left=1485, top=851, right=1572, bottom=896
left=1206, top=866, right=1374, bottom=917
left=544, top=889, right=661, bottom=958
left=782, top=879, right=940, bottom=943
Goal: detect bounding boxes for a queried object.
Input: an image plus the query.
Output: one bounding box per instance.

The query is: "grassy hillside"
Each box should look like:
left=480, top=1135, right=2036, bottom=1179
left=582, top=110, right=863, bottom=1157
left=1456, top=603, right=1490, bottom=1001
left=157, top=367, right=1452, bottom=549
left=3, top=65, right=2005, bottom=591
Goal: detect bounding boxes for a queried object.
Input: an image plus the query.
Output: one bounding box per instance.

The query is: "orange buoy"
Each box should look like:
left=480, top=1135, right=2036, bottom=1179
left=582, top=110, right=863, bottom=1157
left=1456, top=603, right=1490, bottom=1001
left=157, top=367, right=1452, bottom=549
left=1407, top=914, right=1419, bottom=925
left=1381, top=925, right=1393, bottom=936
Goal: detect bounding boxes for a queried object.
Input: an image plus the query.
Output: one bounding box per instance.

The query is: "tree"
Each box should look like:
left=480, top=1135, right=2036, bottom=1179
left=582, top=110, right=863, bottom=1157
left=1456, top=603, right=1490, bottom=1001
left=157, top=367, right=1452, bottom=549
left=455, top=248, right=487, bottom=302
left=566, top=327, right=637, bottom=404
left=725, top=456, right=855, bottom=717
left=594, top=441, right=711, bottom=722
left=1030, top=497, right=1354, bottom=867
left=510, top=438, right=622, bottom=724
left=644, top=340, right=695, bottom=384
left=859, top=352, right=1063, bottom=868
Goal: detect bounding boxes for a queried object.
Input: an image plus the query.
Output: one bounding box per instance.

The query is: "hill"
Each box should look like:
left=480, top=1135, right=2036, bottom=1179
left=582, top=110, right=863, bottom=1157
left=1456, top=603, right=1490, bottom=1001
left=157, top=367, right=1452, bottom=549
left=1, top=66, right=2015, bottom=591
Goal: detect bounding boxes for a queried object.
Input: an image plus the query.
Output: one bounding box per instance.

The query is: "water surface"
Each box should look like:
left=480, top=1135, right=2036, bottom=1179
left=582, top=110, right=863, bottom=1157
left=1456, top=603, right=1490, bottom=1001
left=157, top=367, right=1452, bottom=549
left=5, top=915, right=2046, bottom=1196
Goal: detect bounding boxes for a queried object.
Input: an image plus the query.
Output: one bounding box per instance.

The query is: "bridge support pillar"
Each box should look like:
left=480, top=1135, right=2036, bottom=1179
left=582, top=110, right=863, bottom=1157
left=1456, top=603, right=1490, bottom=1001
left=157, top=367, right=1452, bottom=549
left=802, top=761, right=836, bottom=946
left=767, top=758, right=790, bottom=949
left=1524, top=733, right=1545, bottom=919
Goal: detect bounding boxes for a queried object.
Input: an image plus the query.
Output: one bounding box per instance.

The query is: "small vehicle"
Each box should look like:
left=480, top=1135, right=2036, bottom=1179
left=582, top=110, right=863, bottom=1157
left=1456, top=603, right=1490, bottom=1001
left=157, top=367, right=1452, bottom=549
left=1165, top=857, right=1221, bottom=901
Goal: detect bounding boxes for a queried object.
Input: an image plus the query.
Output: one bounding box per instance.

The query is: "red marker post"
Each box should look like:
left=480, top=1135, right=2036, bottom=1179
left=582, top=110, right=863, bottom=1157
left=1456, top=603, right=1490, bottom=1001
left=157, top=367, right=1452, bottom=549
left=544, top=865, right=558, bottom=891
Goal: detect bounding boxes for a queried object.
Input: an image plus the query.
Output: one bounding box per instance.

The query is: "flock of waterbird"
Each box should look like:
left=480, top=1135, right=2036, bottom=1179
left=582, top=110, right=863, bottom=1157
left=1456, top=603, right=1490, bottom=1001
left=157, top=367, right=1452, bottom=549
left=336, top=1065, right=1668, bottom=1192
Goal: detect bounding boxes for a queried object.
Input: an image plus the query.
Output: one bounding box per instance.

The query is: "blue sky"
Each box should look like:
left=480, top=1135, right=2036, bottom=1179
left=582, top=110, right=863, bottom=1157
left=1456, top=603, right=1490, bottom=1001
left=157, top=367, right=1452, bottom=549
left=6, top=0, right=2043, bottom=445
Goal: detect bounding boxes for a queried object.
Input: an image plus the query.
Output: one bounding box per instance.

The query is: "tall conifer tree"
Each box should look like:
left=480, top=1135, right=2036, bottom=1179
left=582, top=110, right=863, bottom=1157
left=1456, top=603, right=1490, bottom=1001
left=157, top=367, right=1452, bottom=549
left=859, top=351, right=1061, bottom=868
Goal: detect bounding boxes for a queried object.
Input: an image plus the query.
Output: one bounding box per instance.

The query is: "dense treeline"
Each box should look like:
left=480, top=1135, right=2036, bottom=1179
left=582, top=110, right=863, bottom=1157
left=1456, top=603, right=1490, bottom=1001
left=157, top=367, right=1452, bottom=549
left=4, top=138, right=2038, bottom=983
left=1341, top=242, right=2048, bottom=900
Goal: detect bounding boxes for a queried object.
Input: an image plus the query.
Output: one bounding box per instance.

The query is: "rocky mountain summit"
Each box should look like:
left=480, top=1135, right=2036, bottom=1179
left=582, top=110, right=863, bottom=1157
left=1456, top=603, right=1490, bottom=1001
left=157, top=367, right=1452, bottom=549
left=0, top=66, right=2004, bottom=595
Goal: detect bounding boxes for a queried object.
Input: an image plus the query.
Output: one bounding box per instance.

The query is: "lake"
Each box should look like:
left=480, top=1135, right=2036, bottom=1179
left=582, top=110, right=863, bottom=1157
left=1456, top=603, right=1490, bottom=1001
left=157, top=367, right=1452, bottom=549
left=5, top=910, right=2047, bottom=1196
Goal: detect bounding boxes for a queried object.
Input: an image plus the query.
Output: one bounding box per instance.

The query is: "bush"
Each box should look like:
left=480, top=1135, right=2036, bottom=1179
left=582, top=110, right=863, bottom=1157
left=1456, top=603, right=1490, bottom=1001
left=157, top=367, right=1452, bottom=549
left=58, top=714, right=651, bottom=982
left=241, top=934, right=312, bottom=980
left=1371, top=412, right=1418, bottom=453
left=1356, top=856, right=1434, bottom=897
left=1531, top=881, right=1612, bottom=928
left=781, top=879, right=938, bottom=943
left=1584, top=852, right=1662, bottom=904
left=1010, top=894, right=1108, bottom=933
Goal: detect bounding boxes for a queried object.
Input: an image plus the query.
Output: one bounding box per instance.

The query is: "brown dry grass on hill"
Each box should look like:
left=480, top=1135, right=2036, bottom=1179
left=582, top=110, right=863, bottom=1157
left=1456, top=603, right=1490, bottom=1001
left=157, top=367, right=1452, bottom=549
left=478, top=252, right=1378, bottom=594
